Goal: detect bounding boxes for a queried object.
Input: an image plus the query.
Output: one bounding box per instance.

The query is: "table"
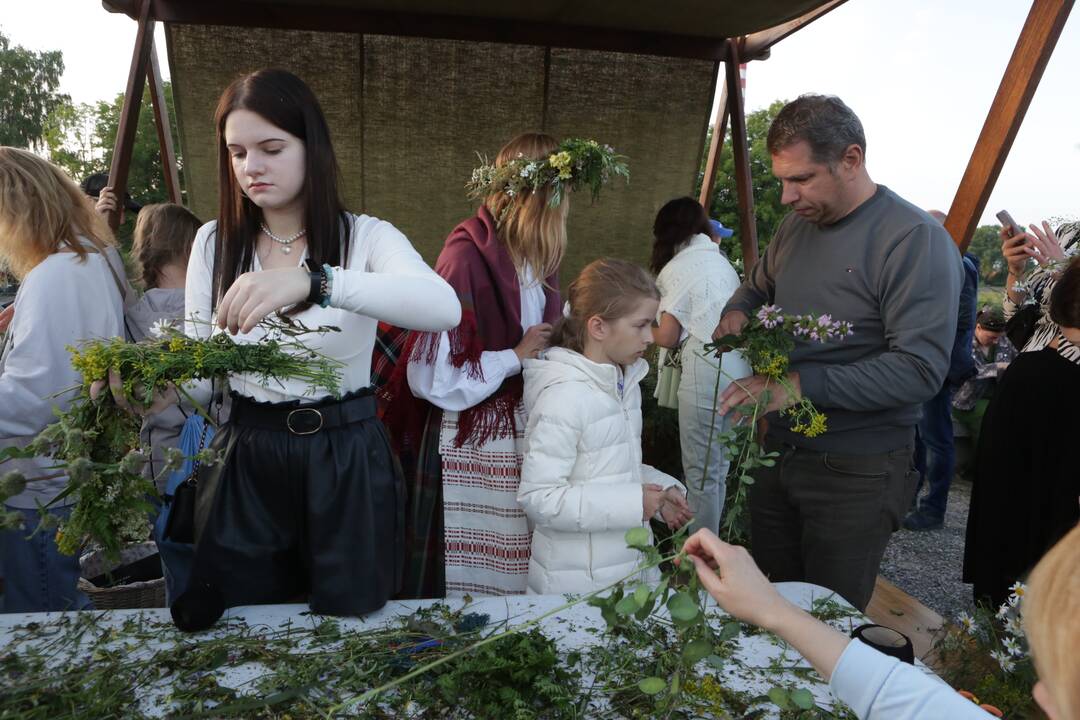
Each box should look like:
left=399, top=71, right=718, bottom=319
left=0, top=582, right=942, bottom=718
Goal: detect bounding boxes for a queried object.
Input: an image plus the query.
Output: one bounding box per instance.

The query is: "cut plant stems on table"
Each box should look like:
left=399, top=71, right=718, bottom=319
left=1, top=526, right=862, bottom=719
left=0, top=316, right=344, bottom=559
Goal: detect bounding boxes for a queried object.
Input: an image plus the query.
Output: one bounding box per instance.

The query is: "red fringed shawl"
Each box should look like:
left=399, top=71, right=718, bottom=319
left=381, top=206, right=561, bottom=451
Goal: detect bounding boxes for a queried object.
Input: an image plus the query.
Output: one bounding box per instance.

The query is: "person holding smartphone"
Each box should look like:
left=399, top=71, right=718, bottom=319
left=1000, top=213, right=1080, bottom=365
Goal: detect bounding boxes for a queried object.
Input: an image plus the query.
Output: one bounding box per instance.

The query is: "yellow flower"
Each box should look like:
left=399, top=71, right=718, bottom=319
left=752, top=351, right=788, bottom=379
left=169, top=337, right=186, bottom=353
left=71, top=345, right=110, bottom=383
left=685, top=675, right=727, bottom=706
left=548, top=151, right=573, bottom=180
left=803, top=412, right=827, bottom=437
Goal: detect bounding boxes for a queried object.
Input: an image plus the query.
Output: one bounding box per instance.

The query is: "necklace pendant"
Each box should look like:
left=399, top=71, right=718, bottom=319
left=281, top=245, right=292, bottom=255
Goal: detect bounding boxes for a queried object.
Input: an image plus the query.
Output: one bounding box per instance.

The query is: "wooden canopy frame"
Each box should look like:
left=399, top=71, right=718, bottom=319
left=101, top=0, right=1074, bottom=266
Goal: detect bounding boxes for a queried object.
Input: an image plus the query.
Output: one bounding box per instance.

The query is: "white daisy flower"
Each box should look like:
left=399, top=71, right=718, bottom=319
left=1002, top=637, right=1025, bottom=657
left=956, top=612, right=977, bottom=635
left=990, top=649, right=1016, bottom=673
left=149, top=318, right=175, bottom=338
left=1005, top=615, right=1024, bottom=638
left=996, top=603, right=1011, bottom=620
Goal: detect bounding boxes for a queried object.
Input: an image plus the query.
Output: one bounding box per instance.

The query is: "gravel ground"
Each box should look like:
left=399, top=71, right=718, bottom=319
left=879, top=474, right=976, bottom=624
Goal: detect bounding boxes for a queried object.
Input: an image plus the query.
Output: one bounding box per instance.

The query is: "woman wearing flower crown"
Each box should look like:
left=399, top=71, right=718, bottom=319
left=384, top=133, right=627, bottom=597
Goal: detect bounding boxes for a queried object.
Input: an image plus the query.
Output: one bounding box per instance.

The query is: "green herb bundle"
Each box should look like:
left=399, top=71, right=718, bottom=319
left=0, top=317, right=344, bottom=558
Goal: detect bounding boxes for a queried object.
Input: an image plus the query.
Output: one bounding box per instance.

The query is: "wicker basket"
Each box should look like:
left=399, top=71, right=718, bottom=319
left=78, top=542, right=166, bottom=609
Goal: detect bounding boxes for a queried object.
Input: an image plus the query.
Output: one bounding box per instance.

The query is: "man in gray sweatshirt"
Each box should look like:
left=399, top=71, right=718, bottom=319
left=714, top=94, right=962, bottom=611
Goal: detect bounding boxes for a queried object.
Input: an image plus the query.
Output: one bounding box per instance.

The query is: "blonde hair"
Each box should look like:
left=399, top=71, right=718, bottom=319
left=0, top=147, right=114, bottom=279
left=1024, top=523, right=1080, bottom=720
left=131, top=203, right=202, bottom=288
left=484, top=132, right=569, bottom=281
left=551, top=258, right=659, bottom=353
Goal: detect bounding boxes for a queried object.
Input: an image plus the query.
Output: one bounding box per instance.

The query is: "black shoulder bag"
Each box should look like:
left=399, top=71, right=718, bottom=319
left=163, top=418, right=210, bottom=545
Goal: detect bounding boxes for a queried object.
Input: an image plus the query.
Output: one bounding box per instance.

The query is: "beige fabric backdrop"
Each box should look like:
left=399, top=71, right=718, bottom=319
left=167, top=24, right=715, bottom=285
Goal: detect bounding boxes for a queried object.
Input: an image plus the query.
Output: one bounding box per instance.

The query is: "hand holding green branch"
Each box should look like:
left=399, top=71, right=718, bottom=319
left=0, top=316, right=345, bottom=558
left=696, top=305, right=852, bottom=541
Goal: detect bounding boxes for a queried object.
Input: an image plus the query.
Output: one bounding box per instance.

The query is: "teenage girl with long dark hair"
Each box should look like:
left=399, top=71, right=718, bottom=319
left=147, top=69, right=460, bottom=629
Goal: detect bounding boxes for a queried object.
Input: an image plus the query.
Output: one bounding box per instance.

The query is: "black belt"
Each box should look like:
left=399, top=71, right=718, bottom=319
left=230, top=389, right=377, bottom=436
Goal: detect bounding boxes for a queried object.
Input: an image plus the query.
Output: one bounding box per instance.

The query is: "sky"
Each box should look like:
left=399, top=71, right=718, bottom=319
left=1, top=0, right=1077, bottom=227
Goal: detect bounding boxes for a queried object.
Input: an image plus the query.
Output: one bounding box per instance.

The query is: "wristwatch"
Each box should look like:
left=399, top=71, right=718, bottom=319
left=304, top=259, right=332, bottom=308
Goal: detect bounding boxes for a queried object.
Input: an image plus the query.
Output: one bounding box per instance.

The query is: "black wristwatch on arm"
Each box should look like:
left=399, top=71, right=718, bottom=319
left=304, top=258, right=332, bottom=308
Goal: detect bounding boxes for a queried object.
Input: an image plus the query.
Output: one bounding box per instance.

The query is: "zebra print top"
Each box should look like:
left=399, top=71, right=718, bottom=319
left=1002, top=222, right=1080, bottom=366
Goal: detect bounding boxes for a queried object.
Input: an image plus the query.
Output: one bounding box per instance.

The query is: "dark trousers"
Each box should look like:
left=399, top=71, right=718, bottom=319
left=748, top=434, right=917, bottom=611
left=912, top=385, right=955, bottom=519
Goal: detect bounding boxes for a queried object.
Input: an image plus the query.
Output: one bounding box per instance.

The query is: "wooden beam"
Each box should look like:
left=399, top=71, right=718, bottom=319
left=725, top=40, right=758, bottom=273
left=945, top=0, right=1074, bottom=252
left=106, top=0, right=156, bottom=231
left=147, top=38, right=181, bottom=205
left=104, top=0, right=731, bottom=61
left=698, top=78, right=730, bottom=210
left=742, top=0, right=848, bottom=59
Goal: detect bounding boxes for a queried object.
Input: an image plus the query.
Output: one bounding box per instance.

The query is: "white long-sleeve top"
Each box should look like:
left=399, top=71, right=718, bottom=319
left=185, top=214, right=460, bottom=403
left=406, top=264, right=545, bottom=412
left=1, top=247, right=125, bottom=508
left=829, top=639, right=994, bottom=719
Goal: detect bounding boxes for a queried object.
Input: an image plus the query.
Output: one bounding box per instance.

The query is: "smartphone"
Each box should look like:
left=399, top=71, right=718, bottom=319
left=996, top=210, right=1025, bottom=237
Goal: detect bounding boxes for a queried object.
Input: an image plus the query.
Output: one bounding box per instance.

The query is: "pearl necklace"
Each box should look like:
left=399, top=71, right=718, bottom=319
left=260, top=223, right=306, bottom=254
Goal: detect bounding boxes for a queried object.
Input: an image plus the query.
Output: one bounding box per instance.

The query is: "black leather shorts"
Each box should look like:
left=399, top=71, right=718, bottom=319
left=182, top=388, right=403, bottom=623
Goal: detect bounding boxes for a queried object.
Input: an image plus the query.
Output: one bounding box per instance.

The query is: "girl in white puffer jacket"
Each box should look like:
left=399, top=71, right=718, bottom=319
left=518, top=258, right=693, bottom=595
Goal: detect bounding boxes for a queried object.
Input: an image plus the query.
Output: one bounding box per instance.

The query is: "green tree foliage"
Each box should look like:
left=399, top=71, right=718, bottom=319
left=45, top=81, right=182, bottom=206
left=41, top=98, right=98, bottom=181
left=694, top=100, right=789, bottom=270
left=966, top=224, right=1007, bottom=287
left=0, top=30, right=68, bottom=149
left=45, top=82, right=184, bottom=246
left=90, top=83, right=182, bottom=206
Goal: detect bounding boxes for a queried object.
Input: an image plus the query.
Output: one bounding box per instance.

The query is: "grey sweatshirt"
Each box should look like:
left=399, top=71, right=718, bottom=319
left=723, top=185, right=963, bottom=454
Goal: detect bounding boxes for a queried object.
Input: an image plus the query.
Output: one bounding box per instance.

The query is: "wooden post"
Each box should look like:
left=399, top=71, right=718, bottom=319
left=147, top=38, right=182, bottom=205
left=106, top=0, right=156, bottom=230
left=945, top=0, right=1073, bottom=252
left=698, top=77, right=730, bottom=210
left=726, top=40, right=758, bottom=272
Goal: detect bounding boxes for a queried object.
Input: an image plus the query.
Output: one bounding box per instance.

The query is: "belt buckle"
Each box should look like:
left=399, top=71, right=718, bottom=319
left=287, top=408, right=324, bottom=435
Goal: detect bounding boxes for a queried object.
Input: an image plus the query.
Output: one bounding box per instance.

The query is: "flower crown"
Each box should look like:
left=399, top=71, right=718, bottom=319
left=465, top=138, right=629, bottom=213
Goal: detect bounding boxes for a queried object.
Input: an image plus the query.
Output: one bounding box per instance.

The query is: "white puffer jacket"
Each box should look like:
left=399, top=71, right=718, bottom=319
left=518, top=347, right=684, bottom=595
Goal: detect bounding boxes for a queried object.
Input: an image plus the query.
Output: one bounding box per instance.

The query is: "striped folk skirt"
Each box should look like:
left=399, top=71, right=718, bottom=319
left=439, top=402, right=531, bottom=597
